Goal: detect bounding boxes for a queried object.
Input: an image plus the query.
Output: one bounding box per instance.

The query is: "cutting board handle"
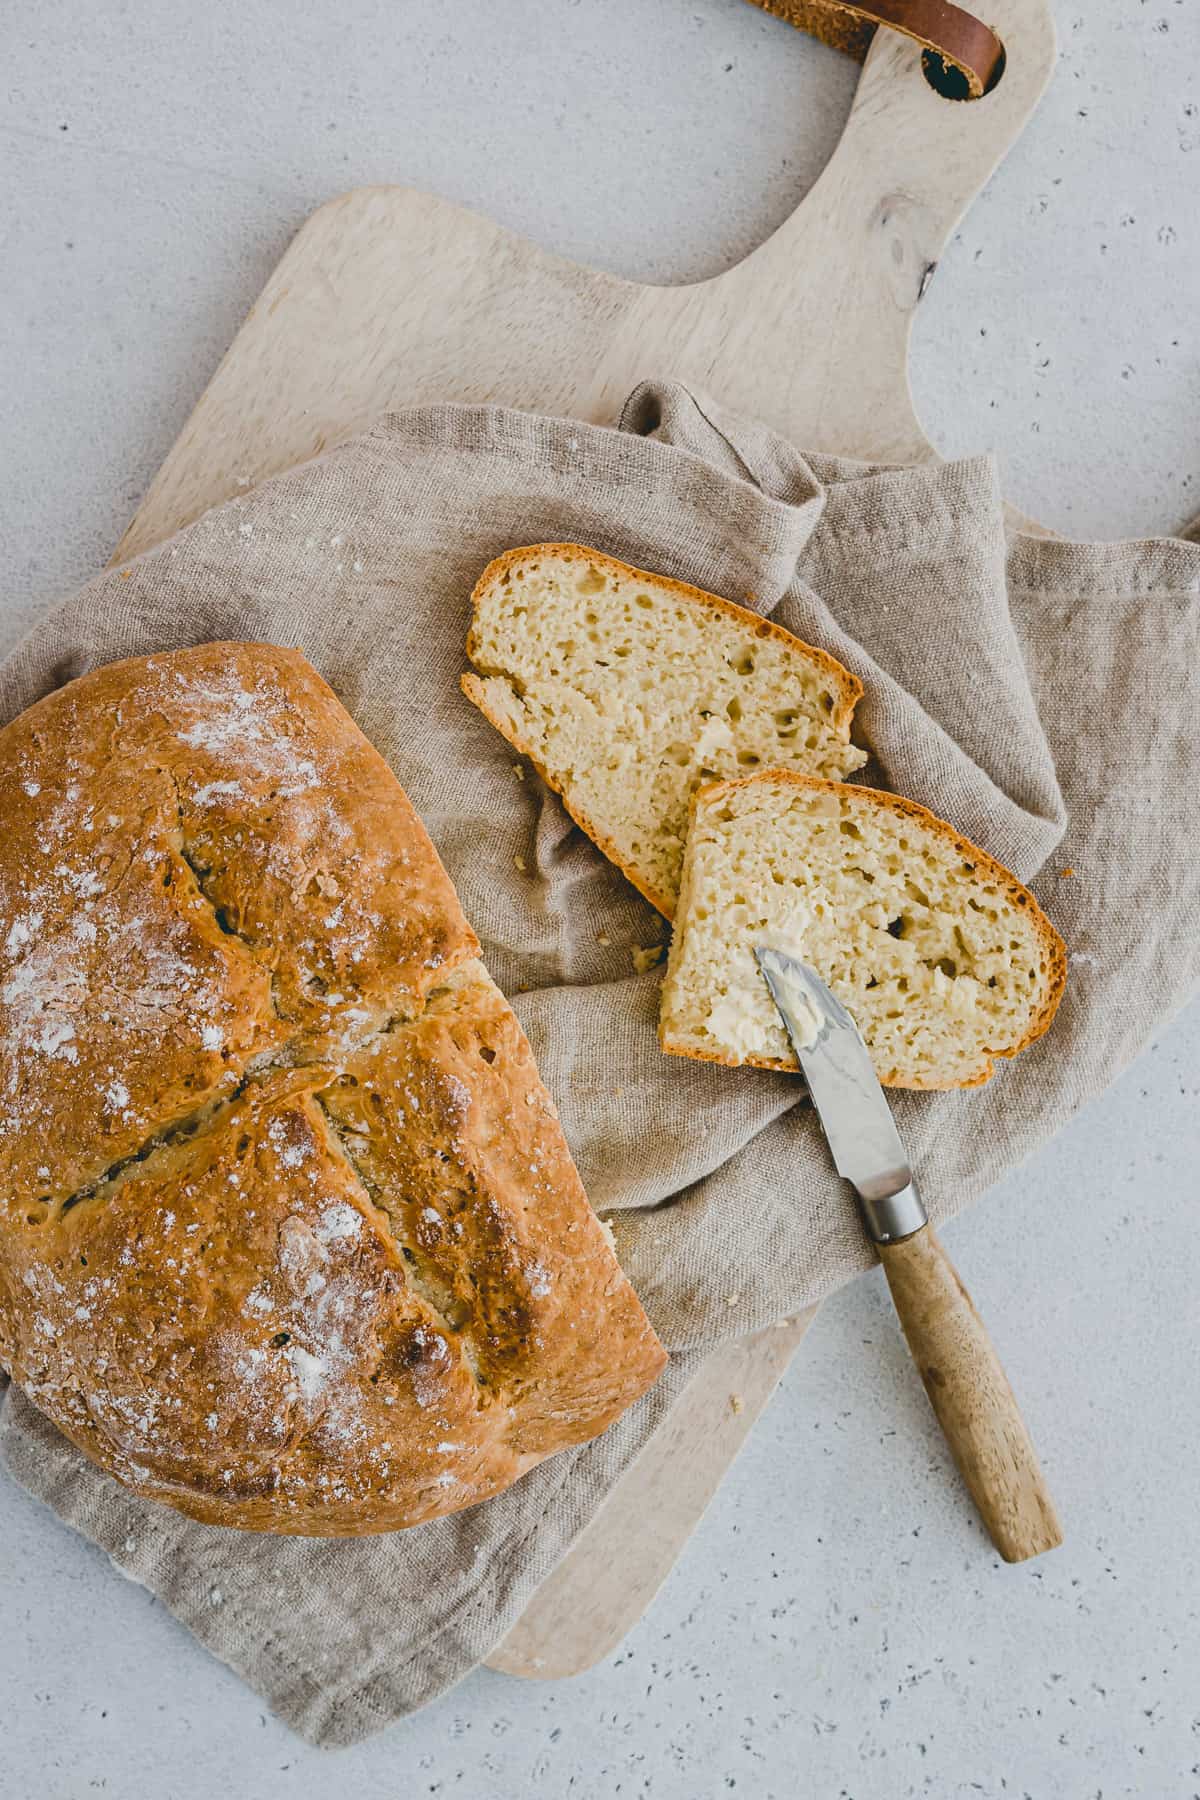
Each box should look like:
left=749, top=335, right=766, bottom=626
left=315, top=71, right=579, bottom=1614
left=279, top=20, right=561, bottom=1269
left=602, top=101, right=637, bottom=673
left=678, top=0, right=1057, bottom=466
left=115, top=0, right=1058, bottom=564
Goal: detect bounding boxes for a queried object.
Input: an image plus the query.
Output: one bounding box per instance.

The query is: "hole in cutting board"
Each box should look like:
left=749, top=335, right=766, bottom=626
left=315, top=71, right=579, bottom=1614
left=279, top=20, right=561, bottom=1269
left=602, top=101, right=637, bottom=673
left=921, top=43, right=1007, bottom=102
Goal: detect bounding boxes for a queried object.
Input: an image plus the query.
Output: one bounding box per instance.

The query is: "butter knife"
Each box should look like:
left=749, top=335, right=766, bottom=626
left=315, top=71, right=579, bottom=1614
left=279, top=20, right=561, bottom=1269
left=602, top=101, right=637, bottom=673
left=756, top=945, right=1062, bottom=1564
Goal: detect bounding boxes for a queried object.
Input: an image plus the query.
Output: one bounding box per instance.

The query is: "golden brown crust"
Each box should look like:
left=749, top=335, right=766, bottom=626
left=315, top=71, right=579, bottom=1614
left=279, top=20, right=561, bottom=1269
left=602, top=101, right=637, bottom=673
left=660, top=770, right=1068, bottom=1090
left=0, top=644, right=665, bottom=1533
left=462, top=543, right=865, bottom=922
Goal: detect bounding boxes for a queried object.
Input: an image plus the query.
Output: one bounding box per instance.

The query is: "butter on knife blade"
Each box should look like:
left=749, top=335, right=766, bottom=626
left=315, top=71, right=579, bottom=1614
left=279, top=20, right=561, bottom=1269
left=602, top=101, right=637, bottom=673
left=751, top=950, right=829, bottom=1050
left=753, top=945, right=925, bottom=1244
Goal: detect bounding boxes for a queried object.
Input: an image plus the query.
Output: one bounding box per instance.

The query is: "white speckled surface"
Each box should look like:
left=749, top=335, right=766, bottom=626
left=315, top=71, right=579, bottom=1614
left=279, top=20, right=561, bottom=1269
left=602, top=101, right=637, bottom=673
left=2, top=2, right=1198, bottom=1793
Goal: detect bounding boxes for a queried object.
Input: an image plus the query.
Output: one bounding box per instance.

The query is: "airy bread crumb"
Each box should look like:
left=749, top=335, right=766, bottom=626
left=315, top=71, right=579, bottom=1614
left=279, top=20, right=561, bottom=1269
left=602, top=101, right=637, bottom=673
left=461, top=544, right=866, bottom=917
left=660, top=772, right=1066, bottom=1090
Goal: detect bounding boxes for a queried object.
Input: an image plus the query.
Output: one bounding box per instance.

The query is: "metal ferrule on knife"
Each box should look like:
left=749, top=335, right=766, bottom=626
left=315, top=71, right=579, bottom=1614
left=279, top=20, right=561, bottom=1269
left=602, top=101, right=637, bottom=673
left=853, top=1176, right=927, bottom=1247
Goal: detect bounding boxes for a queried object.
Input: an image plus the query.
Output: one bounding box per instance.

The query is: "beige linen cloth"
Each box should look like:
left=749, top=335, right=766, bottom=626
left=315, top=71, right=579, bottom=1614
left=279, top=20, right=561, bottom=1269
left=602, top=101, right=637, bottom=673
left=2, top=381, right=1198, bottom=1745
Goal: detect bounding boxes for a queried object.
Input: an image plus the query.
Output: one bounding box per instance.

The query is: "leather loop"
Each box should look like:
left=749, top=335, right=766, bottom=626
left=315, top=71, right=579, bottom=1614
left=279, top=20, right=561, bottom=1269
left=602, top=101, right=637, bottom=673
left=747, top=0, right=1005, bottom=99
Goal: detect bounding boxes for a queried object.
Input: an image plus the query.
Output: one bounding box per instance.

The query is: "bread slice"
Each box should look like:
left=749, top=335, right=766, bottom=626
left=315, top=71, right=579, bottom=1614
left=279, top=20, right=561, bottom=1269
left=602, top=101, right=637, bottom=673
left=659, top=772, right=1067, bottom=1089
left=461, top=544, right=866, bottom=917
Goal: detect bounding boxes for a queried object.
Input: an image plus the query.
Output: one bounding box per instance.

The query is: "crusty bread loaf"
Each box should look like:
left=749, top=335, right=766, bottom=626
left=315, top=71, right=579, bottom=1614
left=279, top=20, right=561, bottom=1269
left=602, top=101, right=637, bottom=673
left=660, top=772, right=1066, bottom=1089
left=0, top=644, right=665, bottom=1535
left=461, top=544, right=866, bottom=917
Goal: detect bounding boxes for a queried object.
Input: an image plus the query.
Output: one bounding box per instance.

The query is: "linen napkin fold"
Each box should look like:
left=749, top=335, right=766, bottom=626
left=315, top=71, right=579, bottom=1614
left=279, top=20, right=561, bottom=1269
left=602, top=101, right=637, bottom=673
left=2, top=383, right=1197, bottom=1744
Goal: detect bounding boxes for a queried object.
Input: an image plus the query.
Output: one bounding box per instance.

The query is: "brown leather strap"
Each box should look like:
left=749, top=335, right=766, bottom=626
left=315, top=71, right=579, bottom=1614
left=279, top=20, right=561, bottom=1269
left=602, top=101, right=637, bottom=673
left=747, top=0, right=1005, bottom=99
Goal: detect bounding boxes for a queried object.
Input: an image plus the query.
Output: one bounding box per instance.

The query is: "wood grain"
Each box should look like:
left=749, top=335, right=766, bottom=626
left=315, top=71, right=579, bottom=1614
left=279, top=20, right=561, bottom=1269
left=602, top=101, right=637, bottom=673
left=488, top=1313, right=816, bottom=1678
left=114, top=0, right=1056, bottom=567
left=878, top=1227, right=1062, bottom=1561
left=109, top=0, right=1057, bottom=1671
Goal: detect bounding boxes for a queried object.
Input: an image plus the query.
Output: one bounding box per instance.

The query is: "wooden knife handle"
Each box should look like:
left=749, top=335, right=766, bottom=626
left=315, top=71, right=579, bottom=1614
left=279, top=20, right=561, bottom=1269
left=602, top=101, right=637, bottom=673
left=877, top=1225, right=1062, bottom=1562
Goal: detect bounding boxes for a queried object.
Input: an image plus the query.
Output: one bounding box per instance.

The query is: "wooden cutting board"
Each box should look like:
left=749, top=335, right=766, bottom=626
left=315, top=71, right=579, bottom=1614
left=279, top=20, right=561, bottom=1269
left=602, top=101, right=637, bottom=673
left=111, top=0, right=1055, bottom=1676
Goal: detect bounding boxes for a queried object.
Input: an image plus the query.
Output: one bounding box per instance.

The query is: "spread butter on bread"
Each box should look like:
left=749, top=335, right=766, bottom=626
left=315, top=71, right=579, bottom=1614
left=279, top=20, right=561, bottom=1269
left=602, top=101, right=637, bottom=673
left=660, top=773, right=1066, bottom=1089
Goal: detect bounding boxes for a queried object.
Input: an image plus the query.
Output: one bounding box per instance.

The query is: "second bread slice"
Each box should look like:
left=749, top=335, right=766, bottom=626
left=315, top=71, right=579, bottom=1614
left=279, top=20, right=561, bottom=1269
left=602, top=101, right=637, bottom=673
left=659, top=772, right=1067, bottom=1089
left=461, top=544, right=866, bottom=917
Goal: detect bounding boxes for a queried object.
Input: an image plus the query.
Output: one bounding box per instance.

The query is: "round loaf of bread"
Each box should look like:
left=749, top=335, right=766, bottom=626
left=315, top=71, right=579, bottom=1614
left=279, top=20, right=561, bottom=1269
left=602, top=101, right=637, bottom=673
left=0, top=644, right=665, bottom=1534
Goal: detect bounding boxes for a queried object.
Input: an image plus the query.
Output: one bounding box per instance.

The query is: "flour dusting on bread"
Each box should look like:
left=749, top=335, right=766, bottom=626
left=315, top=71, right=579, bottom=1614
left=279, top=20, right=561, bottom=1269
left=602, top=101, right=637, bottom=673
left=0, top=644, right=666, bottom=1534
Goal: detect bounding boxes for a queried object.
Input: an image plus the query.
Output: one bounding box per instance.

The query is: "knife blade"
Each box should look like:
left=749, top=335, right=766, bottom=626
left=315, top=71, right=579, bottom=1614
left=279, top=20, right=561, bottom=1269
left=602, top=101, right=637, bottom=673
left=754, top=945, right=926, bottom=1243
